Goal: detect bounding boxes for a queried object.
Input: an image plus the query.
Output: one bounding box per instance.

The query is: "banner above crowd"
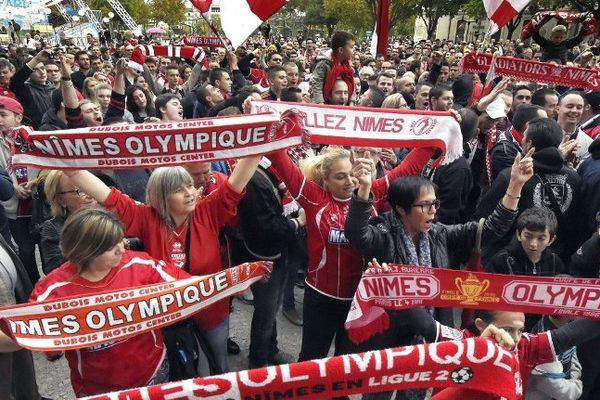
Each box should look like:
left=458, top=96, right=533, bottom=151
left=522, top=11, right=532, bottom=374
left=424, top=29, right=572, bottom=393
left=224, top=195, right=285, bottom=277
left=10, top=112, right=304, bottom=170
left=461, top=51, right=600, bottom=90
left=252, top=101, right=463, bottom=165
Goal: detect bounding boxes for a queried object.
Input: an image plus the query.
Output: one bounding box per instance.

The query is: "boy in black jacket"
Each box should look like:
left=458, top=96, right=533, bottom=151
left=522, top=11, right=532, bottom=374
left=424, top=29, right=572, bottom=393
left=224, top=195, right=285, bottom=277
left=488, top=207, right=564, bottom=276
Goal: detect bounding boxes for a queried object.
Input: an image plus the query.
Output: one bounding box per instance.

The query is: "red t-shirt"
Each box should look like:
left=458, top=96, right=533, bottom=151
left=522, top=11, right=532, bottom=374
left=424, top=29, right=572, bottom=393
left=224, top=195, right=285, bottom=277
left=103, top=180, right=244, bottom=330
left=29, top=251, right=189, bottom=396
left=268, top=148, right=433, bottom=299
left=432, top=329, right=556, bottom=400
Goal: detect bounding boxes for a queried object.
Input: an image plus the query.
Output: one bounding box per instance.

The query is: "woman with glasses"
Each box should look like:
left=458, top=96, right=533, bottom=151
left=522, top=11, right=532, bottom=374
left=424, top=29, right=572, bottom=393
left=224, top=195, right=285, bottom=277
left=266, top=145, right=435, bottom=365
left=344, top=149, right=534, bottom=400
left=40, top=170, right=97, bottom=274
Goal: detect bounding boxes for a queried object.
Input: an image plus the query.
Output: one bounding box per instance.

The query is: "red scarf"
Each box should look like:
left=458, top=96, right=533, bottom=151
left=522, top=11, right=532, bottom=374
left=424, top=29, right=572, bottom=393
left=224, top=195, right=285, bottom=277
left=81, top=338, right=518, bottom=400
left=323, top=53, right=355, bottom=103
left=345, top=265, right=600, bottom=344
left=0, top=261, right=271, bottom=351
left=461, top=52, right=600, bottom=90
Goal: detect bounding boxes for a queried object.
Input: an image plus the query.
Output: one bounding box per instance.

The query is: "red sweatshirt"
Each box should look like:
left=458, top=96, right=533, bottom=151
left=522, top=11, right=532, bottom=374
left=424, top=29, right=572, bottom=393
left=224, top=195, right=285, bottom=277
left=103, top=180, right=244, bottom=330
left=268, top=148, right=433, bottom=299
left=30, top=251, right=189, bottom=396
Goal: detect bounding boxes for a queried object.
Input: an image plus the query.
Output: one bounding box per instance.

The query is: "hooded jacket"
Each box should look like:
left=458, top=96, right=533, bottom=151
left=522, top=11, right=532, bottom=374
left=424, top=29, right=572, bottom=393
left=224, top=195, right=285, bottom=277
left=487, top=237, right=564, bottom=276
left=475, top=147, right=583, bottom=260
left=9, top=63, right=55, bottom=129
left=38, top=106, right=68, bottom=131
left=309, top=49, right=333, bottom=104
left=452, top=74, right=474, bottom=109
left=576, top=138, right=600, bottom=236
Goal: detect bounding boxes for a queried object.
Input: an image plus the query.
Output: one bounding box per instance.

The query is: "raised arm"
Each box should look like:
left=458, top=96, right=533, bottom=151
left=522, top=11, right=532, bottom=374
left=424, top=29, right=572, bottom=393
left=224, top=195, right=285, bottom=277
left=227, top=156, right=262, bottom=193
left=372, top=147, right=435, bottom=199
left=63, top=170, right=111, bottom=204
left=59, top=56, right=79, bottom=109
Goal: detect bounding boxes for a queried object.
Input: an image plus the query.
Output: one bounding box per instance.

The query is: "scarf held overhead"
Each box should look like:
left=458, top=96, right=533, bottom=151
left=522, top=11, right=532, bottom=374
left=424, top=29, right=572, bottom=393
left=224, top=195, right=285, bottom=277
left=461, top=52, right=600, bottom=90
left=251, top=100, right=463, bottom=165
left=346, top=265, right=600, bottom=344
left=81, top=337, right=518, bottom=400
left=10, top=112, right=304, bottom=170
left=521, top=11, right=597, bottom=40
left=0, top=261, right=270, bottom=352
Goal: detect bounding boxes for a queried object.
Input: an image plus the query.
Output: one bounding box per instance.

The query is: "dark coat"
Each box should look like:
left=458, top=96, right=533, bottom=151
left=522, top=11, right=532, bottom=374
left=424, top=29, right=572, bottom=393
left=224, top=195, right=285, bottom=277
left=9, top=64, right=55, bottom=129
left=487, top=237, right=564, bottom=276
left=475, top=147, right=583, bottom=261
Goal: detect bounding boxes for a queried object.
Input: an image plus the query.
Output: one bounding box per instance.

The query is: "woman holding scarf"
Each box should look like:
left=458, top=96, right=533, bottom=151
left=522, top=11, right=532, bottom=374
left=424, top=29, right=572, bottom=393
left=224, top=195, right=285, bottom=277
left=266, top=145, right=435, bottom=366
left=344, top=149, right=535, bottom=400
left=0, top=207, right=191, bottom=397
left=60, top=154, right=261, bottom=373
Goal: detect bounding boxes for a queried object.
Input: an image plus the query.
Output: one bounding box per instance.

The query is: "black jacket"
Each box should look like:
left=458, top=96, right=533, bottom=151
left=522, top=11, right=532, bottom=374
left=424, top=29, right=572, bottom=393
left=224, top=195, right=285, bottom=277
left=533, top=30, right=584, bottom=65
left=577, top=138, right=600, bottom=237
left=345, top=192, right=517, bottom=270
left=345, top=191, right=517, bottom=327
left=490, top=128, right=522, bottom=182
left=237, top=166, right=298, bottom=261
left=425, top=156, right=473, bottom=225
left=40, top=215, right=66, bottom=274
left=9, top=64, right=55, bottom=129
left=475, top=147, right=583, bottom=261
left=39, top=106, right=68, bottom=131
left=487, top=237, right=564, bottom=276
left=569, top=232, right=600, bottom=278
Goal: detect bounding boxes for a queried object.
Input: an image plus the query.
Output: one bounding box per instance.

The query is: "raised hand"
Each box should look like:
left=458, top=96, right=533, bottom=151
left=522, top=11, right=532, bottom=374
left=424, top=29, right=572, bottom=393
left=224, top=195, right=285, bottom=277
left=509, top=147, right=534, bottom=187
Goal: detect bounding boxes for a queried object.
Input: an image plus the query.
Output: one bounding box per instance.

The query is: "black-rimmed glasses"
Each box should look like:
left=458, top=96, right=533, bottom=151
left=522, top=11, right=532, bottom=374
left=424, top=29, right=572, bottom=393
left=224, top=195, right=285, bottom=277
left=411, top=199, right=440, bottom=213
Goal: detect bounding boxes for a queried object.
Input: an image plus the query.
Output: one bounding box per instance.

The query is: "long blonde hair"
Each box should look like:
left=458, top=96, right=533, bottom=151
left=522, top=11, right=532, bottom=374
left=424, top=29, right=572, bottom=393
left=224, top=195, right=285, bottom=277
left=299, top=147, right=351, bottom=187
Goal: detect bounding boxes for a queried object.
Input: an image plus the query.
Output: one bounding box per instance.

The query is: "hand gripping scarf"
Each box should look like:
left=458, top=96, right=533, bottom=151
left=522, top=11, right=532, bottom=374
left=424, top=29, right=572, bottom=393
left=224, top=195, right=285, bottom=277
left=521, top=11, right=597, bottom=40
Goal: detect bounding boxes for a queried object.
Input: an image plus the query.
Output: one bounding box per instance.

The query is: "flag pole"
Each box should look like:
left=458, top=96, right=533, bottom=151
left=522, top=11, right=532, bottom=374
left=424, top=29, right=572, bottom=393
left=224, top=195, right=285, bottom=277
left=201, top=13, right=232, bottom=51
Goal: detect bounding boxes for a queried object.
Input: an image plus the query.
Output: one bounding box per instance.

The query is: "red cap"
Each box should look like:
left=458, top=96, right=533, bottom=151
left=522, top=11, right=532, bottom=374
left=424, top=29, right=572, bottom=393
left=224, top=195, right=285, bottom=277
left=0, top=96, right=24, bottom=115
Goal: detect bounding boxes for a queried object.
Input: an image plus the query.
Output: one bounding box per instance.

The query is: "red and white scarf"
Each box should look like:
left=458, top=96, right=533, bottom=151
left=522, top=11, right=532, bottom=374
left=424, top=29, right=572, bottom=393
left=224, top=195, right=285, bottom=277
left=81, top=337, right=518, bottom=400
left=251, top=100, right=463, bottom=165
left=461, top=52, right=600, bottom=90
left=11, top=112, right=305, bottom=170
left=137, top=44, right=207, bottom=63
left=0, top=261, right=270, bottom=352
left=345, top=265, right=600, bottom=344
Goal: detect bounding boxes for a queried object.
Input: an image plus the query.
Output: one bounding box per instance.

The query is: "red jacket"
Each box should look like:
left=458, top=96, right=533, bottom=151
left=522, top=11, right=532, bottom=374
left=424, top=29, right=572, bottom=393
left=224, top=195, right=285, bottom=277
left=268, top=148, right=433, bottom=299
left=30, top=251, right=189, bottom=396
left=103, top=180, right=244, bottom=330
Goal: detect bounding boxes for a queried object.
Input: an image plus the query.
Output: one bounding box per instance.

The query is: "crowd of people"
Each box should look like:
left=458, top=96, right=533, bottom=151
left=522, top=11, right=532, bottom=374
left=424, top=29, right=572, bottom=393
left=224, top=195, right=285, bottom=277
left=1, top=15, right=600, bottom=400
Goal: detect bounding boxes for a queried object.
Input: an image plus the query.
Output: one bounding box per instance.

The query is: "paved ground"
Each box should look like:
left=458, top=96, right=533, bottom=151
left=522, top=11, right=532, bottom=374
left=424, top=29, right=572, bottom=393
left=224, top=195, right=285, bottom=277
left=34, top=287, right=330, bottom=399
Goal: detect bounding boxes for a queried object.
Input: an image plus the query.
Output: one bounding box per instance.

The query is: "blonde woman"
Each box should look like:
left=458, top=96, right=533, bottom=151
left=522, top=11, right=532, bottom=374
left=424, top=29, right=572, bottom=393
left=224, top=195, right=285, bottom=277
left=266, top=145, right=434, bottom=362
left=61, top=155, right=261, bottom=373
left=381, top=92, right=410, bottom=109
left=40, top=170, right=96, bottom=274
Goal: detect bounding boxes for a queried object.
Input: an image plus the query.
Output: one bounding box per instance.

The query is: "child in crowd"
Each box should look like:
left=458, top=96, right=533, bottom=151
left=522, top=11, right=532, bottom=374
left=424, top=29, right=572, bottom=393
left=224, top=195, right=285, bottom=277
left=532, top=23, right=586, bottom=65
left=487, top=207, right=564, bottom=276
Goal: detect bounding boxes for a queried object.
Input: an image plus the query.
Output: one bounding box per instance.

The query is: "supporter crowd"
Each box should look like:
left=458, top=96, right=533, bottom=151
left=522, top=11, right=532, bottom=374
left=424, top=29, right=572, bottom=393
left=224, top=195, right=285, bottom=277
left=1, top=16, right=600, bottom=400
